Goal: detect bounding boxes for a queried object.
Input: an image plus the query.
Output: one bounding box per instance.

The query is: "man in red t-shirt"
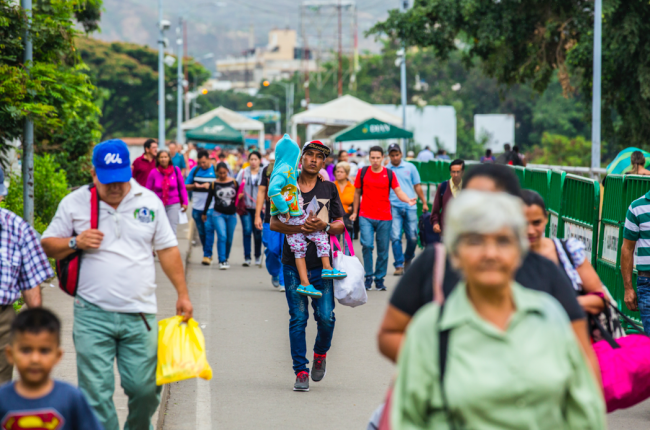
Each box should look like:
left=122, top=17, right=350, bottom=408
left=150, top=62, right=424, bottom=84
left=132, top=138, right=158, bottom=186
left=350, top=146, right=416, bottom=291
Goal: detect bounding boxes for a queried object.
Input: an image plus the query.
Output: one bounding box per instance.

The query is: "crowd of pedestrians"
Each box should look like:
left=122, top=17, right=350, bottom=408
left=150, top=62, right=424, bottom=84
left=1, top=134, right=649, bottom=430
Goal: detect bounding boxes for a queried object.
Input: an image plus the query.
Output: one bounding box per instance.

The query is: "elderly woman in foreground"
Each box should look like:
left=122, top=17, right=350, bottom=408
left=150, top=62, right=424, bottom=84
left=391, top=191, right=605, bottom=430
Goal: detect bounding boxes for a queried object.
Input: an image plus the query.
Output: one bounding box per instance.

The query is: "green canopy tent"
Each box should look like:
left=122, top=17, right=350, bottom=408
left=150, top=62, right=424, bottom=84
left=185, top=115, right=244, bottom=145
left=331, top=117, right=413, bottom=142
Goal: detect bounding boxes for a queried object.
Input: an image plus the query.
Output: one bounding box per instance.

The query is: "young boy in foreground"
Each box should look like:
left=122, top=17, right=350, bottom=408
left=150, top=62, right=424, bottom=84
left=0, top=308, right=103, bottom=430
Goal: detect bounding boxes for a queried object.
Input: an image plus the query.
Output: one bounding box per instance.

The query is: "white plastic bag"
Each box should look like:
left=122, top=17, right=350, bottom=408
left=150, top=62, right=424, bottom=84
left=305, top=196, right=320, bottom=217
left=178, top=210, right=189, bottom=225
left=331, top=230, right=367, bottom=307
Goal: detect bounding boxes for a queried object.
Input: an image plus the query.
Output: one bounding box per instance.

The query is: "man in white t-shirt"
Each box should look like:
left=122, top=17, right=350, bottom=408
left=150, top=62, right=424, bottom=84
left=41, top=139, right=193, bottom=430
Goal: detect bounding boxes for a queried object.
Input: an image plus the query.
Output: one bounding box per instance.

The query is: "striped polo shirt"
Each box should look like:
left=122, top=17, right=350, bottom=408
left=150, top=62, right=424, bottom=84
left=624, top=191, right=650, bottom=270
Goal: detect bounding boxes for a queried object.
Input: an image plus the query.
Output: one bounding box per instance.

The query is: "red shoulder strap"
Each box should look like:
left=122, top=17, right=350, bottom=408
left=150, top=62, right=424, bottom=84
left=90, top=185, right=99, bottom=229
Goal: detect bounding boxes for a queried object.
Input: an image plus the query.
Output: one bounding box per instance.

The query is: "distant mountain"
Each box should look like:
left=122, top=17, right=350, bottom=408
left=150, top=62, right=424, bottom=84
left=93, top=0, right=398, bottom=67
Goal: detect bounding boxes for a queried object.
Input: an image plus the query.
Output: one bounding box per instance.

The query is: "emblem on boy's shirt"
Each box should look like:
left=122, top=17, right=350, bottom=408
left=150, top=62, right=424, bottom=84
left=2, top=409, right=64, bottom=430
left=134, top=207, right=155, bottom=223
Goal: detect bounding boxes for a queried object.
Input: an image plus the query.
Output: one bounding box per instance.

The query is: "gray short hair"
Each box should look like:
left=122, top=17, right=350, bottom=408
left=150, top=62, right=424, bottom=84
left=443, top=190, right=529, bottom=256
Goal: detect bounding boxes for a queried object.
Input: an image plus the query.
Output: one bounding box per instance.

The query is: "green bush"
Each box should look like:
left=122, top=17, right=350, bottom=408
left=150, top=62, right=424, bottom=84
left=1, top=153, right=70, bottom=234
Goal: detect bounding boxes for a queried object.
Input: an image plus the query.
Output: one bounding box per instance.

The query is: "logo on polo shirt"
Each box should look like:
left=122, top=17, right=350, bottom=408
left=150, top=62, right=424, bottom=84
left=104, top=153, right=123, bottom=165
left=134, top=207, right=155, bottom=223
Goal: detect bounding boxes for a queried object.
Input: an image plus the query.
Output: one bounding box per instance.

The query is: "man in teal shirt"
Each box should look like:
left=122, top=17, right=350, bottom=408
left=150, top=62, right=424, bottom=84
left=386, top=144, right=428, bottom=275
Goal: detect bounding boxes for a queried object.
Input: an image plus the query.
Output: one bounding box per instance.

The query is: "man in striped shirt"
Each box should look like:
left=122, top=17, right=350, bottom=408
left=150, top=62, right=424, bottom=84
left=623, top=191, right=650, bottom=334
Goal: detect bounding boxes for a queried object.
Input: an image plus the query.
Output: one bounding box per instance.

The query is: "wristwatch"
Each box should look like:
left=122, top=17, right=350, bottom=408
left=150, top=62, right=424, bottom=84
left=325, top=223, right=331, bottom=233
left=69, top=236, right=78, bottom=251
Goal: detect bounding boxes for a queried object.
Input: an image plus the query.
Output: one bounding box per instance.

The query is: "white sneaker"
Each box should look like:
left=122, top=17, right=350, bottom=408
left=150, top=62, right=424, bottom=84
left=243, top=259, right=251, bottom=267
left=255, top=256, right=262, bottom=267
left=219, top=262, right=227, bottom=270
left=279, top=285, right=286, bottom=292
left=225, top=260, right=230, bottom=269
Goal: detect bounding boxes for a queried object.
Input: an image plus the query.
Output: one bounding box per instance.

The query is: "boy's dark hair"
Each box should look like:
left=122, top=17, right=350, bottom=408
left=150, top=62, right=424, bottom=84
left=11, top=308, right=61, bottom=344
left=144, top=138, right=157, bottom=150
left=462, top=163, right=521, bottom=198
left=369, top=146, right=384, bottom=156
left=218, top=152, right=227, bottom=159
left=197, top=149, right=210, bottom=160
left=521, top=189, right=547, bottom=214
left=503, top=143, right=511, bottom=152
left=485, top=149, right=492, bottom=157
left=450, top=159, right=465, bottom=171
left=513, top=145, right=520, bottom=153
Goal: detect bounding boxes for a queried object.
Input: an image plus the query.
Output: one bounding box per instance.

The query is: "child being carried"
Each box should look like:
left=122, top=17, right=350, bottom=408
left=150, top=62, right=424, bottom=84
left=269, top=135, right=346, bottom=298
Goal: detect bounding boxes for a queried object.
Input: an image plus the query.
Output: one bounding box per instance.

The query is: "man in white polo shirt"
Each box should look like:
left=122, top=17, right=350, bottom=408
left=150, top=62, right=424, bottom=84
left=41, top=139, right=193, bottom=430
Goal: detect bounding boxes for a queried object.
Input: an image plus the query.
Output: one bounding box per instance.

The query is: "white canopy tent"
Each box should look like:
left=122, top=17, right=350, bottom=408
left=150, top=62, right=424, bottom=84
left=181, top=106, right=265, bottom=149
left=290, top=95, right=402, bottom=141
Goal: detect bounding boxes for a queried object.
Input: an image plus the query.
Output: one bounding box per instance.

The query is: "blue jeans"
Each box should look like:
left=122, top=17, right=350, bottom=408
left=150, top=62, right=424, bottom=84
left=204, top=209, right=237, bottom=262
left=359, top=216, right=392, bottom=280
left=283, top=265, right=335, bottom=375
left=239, top=209, right=262, bottom=259
left=391, top=207, right=418, bottom=268
left=192, top=209, right=207, bottom=249
left=636, top=277, right=650, bottom=335
left=263, top=222, right=284, bottom=286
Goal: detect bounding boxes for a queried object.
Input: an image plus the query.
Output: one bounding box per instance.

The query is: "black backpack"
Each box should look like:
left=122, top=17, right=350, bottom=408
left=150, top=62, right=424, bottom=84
left=359, top=166, right=394, bottom=195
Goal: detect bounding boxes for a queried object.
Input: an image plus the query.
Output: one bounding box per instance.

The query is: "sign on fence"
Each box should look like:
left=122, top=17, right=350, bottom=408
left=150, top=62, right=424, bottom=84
left=549, top=214, right=559, bottom=239
left=602, top=225, right=619, bottom=264
left=564, top=222, right=593, bottom=256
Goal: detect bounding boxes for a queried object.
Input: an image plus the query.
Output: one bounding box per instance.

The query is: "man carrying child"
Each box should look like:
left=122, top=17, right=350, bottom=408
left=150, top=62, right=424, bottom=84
left=270, top=140, right=345, bottom=392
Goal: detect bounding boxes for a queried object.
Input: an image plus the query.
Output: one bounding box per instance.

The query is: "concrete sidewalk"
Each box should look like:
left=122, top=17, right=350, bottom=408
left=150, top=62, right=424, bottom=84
left=41, top=222, right=192, bottom=430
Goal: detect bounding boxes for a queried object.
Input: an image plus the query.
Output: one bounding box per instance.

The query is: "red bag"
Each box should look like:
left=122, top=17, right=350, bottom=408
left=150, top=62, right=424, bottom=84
left=55, top=185, right=99, bottom=296
left=235, top=180, right=248, bottom=216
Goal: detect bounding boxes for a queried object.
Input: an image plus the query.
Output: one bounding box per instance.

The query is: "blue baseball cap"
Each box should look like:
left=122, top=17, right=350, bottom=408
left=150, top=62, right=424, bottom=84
left=92, top=139, right=132, bottom=184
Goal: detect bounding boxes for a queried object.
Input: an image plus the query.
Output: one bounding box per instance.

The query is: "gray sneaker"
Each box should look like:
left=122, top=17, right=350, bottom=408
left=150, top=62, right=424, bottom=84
left=311, top=354, right=327, bottom=382
left=293, top=371, right=309, bottom=391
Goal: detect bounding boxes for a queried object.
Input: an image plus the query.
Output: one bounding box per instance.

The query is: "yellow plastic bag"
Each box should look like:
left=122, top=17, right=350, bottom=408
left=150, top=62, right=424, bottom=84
left=156, top=316, right=213, bottom=385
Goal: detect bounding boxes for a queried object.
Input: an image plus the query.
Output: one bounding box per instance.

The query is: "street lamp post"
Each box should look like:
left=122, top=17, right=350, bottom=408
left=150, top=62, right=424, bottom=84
left=21, top=0, right=34, bottom=225
left=157, top=0, right=169, bottom=149
left=399, top=0, right=408, bottom=154
left=591, top=0, right=602, bottom=173
left=176, top=19, right=183, bottom=145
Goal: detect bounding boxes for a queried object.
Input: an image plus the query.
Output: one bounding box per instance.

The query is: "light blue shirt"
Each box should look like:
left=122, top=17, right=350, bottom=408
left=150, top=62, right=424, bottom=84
left=387, top=160, right=420, bottom=210
left=416, top=149, right=435, bottom=161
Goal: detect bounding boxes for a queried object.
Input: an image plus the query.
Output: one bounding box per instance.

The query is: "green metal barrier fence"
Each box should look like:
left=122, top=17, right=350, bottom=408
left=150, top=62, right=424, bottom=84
left=597, top=175, right=627, bottom=327
left=560, top=174, right=600, bottom=266
left=523, top=168, right=551, bottom=203
left=547, top=170, right=566, bottom=239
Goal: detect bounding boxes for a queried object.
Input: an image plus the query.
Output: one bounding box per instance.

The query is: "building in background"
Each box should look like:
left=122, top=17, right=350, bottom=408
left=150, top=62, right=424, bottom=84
left=474, top=114, right=515, bottom=153
left=216, top=28, right=317, bottom=90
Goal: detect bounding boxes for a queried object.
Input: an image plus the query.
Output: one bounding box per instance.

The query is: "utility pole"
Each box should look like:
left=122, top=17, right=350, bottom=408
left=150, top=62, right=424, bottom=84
left=301, top=6, right=310, bottom=107
left=337, top=0, right=343, bottom=97
left=21, top=0, right=33, bottom=225
left=591, top=0, right=602, bottom=172
left=157, top=0, right=166, bottom=149
left=176, top=18, right=183, bottom=144
left=184, top=20, right=190, bottom=122
left=400, top=0, right=408, bottom=154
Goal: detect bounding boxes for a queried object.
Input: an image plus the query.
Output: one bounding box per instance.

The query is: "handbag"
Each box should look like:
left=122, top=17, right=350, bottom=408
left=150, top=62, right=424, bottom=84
left=591, top=307, right=650, bottom=412
left=331, top=230, right=367, bottom=307
left=55, top=184, right=99, bottom=296
left=377, top=243, right=448, bottom=430
left=235, top=180, right=248, bottom=216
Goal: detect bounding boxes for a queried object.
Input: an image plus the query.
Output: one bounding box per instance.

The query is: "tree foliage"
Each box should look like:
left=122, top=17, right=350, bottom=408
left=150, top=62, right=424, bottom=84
left=369, top=0, right=650, bottom=152
left=528, top=133, right=605, bottom=167
left=77, top=37, right=211, bottom=139
left=0, top=0, right=102, bottom=184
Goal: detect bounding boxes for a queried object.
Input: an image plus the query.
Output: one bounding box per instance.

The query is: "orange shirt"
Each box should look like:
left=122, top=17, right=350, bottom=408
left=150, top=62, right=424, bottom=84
left=336, top=180, right=355, bottom=214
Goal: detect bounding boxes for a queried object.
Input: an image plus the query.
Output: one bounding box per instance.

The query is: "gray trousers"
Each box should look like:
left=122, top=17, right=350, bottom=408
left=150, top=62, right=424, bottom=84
left=165, top=203, right=181, bottom=235
left=0, top=304, right=16, bottom=384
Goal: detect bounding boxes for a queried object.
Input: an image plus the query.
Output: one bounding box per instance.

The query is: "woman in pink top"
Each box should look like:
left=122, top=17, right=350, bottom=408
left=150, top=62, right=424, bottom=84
left=146, top=150, right=189, bottom=234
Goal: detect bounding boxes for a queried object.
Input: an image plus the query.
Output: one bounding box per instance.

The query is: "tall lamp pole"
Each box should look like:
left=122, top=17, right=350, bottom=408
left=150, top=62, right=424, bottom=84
left=590, top=0, right=602, bottom=173
left=399, top=0, right=408, bottom=154
left=157, top=0, right=168, bottom=149
left=176, top=19, right=184, bottom=145
left=21, top=0, right=34, bottom=225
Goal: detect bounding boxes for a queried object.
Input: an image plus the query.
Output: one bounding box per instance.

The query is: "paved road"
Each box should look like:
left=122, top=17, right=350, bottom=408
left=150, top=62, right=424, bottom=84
left=162, top=226, right=396, bottom=429
left=160, top=224, right=650, bottom=429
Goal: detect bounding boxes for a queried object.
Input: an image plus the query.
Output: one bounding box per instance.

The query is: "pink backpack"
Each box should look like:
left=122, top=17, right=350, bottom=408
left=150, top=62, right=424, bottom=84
left=593, top=309, right=650, bottom=412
